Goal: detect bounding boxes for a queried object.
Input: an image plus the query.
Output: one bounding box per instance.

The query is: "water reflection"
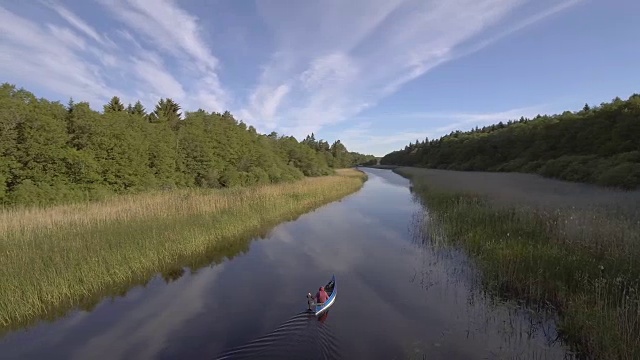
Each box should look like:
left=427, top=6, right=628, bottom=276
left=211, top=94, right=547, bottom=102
left=405, top=196, right=575, bottom=359
left=0, top=221, right=275, bottom=338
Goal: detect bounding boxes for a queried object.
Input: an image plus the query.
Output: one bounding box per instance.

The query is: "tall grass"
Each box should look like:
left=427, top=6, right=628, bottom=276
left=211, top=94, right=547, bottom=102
left=0, top=169, right=366, bottom=332
left=396, top=167, right=640, bottom=360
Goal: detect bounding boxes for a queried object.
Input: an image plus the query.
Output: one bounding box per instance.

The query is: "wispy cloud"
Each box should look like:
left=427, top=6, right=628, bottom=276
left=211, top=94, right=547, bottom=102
left=361, top=105, right=547, bottom=122
left=0, top=1, right=228, bottom=112
left=456, top=0, right=585, bottom=58
left=46, top=24, right=87, bottom=50
left=0, top=0, right=584, bottom=152
left=0, top=6, right=117, bottom=105
left=98, top=0, right=228, bottom=111
left=337, top=105, right=551, bottom=155
left=42, top=0, right=112, bottom=47
left=131, top=53, right=186, bottom=101
left=240, top=0, right=583, bottom=140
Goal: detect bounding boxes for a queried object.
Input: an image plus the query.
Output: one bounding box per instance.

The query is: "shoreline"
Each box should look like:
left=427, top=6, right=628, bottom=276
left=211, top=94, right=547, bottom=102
left=393, top=166, right=640, bottom=359
left=0, top=169, right=367, bottom=332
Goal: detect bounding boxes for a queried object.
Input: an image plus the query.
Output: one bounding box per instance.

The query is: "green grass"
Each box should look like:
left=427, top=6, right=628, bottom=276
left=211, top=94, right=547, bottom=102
left=396, top=167, right=640, bottom=360
left=0, top=169, right=366, bottom=332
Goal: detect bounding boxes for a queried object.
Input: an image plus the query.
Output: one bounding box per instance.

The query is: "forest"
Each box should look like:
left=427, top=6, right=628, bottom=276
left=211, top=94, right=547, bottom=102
left=0, top=83, right=375, bottom=206
left=381, top=94, right=640, bottom=189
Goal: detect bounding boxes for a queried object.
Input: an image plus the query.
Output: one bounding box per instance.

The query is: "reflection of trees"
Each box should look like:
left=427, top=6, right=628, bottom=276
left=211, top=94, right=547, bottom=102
left=161, top=267, right=185, bottom=283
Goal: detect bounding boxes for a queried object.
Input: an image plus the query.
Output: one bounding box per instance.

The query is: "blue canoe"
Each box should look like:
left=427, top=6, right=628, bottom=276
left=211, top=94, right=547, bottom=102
left=314, top=275, right=337, bottom=316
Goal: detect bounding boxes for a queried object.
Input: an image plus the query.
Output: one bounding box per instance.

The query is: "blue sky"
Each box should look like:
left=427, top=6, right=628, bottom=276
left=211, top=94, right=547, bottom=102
left=1, top=0, right=638, bottom=156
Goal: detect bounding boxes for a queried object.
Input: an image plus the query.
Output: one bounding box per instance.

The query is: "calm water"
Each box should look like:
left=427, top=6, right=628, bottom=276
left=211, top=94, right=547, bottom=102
left=0, top=169, right=574, bottom=359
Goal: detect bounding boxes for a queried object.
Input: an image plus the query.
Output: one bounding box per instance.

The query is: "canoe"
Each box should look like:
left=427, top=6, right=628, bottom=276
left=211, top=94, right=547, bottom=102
left=314, top=275, right=337, bottom=316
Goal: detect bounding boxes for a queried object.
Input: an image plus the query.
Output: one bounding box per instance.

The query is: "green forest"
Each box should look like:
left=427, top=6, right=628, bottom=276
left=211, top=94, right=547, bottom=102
left=0, top=83, right=375, bottom=206
left=381, top=94, right=640, bottom=189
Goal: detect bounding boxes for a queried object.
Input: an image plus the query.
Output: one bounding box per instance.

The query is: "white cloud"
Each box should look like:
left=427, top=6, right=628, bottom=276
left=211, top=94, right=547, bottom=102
left=98, top=0, right=216, bottom=68
left=1, top=0, right=583, bottom=150
left=0, top=1, right=229, bottom=113
left=241, top=0, right=583, bottom=140
left=299, top=53, right=359, bottom=91
left=116, top=29, right=144, bottom=50
left=43, top=0, right=110, bottom=46
left=99, top=0, right=228, bottom=111
left=0, top=6, right=117, bottom=105
left=237, top=83, right=290, bottom=133
left=459, top=0, right=585, bottom=57
left=131, top=54, right=186, bottom=100
left=338, top=105, right=551, bottom=155
left=47, top=24, right=87, bottom=50
left=369, top=105, right=546, bottom=123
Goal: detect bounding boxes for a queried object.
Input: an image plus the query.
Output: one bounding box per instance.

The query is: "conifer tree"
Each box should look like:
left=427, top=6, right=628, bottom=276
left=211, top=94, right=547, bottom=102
left=104, top=96, right=125, bottom=113
left=128, top=101, right=146, bottom=117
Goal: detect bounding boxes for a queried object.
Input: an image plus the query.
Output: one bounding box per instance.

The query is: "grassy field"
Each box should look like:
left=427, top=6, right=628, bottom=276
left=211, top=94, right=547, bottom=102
left=0, top=169, right=366, bottom=331
left=395, top=167, right=640, bottom=360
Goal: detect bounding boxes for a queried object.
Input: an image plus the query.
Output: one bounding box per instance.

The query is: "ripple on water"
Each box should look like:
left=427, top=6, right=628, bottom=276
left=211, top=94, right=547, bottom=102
left=215, top=311, right=340, bottom=360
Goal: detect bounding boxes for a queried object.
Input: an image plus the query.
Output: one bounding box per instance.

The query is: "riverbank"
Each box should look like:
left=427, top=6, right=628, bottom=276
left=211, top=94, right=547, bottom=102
left=0, top=169, right=366, bottom=331
left=359, top=164, right=399, bottom=170
left=395, top=167, right=640, bottom=359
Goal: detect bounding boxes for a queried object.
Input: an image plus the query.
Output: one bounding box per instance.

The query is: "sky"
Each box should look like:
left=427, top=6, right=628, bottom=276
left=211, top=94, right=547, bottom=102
left=1, top=0, right=638, bottom=156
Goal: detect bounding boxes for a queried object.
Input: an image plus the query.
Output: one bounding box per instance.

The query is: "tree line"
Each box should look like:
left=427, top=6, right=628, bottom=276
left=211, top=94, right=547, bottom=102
left=381, top=94, right=640, bottom=189
left=0, top=83, right=375, bottom=206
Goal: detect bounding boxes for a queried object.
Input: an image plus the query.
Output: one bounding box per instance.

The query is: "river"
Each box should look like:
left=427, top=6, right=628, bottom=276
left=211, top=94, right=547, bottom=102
left=0, top=169, right=574, bottom=359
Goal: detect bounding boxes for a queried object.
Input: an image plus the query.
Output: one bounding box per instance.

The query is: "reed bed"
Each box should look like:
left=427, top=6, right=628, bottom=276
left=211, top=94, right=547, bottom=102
left=0, top=169, right=366, bottom=331
left=396, top=167, right=640, bottom=360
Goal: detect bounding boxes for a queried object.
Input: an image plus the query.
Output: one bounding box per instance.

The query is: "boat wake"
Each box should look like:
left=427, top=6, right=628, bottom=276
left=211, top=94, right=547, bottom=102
left=215, top=311, right=340, bottom=360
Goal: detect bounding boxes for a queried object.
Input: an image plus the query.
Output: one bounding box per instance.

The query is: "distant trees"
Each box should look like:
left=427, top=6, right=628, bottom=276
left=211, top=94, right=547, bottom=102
left=0, top=83, right=375, bottom=206
left=299, top=134, right=375, bottom=169
left=361, top=158, right=378, bottom=166
left=381, top=94, right=640, bottom=189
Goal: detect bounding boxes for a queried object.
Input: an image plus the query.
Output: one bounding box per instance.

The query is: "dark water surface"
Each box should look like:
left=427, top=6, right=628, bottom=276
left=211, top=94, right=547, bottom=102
left=0, top=169, right=574, bottom=359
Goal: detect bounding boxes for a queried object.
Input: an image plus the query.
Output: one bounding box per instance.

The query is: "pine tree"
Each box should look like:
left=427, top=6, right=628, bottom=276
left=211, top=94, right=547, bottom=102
left=67, top=97, right=75, bottom=113
left=149, top=98, right=181, bottom=130
left=104, top=96, right=125, bottom=113
left=129, top=101, right=146, bottom=117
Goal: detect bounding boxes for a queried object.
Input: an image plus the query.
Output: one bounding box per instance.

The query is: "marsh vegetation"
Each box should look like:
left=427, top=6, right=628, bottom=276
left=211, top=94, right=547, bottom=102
left=0, top=169, right=366, bottom=331
left=397, top=167, right=640, bottom=359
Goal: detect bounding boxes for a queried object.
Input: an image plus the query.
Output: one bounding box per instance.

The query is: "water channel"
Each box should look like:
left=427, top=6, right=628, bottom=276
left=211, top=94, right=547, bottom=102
left=0, top=169, right=574, bottom=359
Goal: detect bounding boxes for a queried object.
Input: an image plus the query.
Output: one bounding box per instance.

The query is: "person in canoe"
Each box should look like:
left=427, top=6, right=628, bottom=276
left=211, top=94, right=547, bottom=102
left=307, top=293, right=315, bottom=310
left=316, top=286, right=329, bottom=304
